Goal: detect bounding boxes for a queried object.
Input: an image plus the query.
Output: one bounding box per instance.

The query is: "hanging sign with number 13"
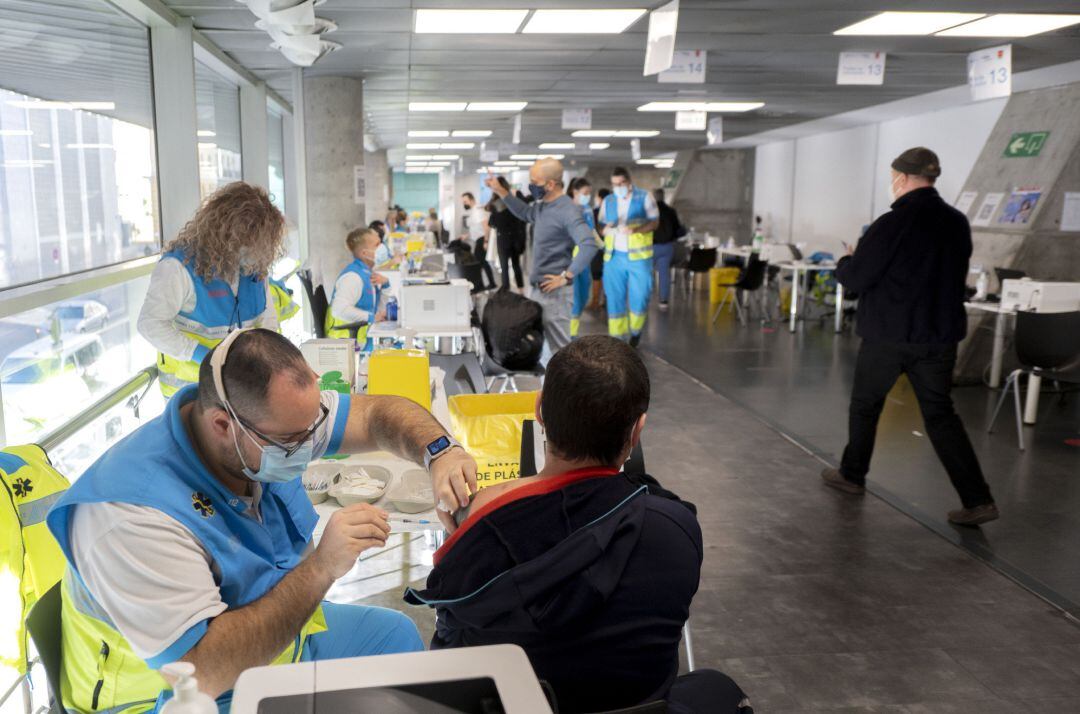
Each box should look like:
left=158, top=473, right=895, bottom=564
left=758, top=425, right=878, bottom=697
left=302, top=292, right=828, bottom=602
left=968, top=44, right=1011, bottom=101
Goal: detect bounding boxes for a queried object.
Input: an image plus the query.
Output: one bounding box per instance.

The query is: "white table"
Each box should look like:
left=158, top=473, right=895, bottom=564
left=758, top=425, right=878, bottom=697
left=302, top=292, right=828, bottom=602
left=776, top=261, right=844, bottom=334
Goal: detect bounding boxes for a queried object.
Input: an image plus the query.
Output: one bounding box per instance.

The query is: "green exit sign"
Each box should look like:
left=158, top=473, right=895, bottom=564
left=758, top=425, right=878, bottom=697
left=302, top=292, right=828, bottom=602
left=1004, top=131, right=1050, bottom=158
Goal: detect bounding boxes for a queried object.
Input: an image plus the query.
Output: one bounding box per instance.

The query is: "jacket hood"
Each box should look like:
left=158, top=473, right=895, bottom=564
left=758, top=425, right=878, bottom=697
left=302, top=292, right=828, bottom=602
left=405, top=472, right=648, bottom=637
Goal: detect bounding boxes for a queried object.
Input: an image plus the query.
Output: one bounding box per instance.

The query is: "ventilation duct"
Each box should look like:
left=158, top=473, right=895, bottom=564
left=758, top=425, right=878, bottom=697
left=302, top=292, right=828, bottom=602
left=238, top=0, right=340, bottom=67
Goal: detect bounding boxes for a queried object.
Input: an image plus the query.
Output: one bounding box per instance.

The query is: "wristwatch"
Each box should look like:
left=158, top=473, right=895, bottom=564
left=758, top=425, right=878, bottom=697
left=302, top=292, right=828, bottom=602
left=423, top=435, right=462, bottom=469
left=560, top=270, right=573, bottom=282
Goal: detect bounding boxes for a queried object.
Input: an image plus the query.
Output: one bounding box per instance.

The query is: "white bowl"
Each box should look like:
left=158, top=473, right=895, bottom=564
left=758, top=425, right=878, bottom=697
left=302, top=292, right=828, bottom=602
left=325, top=464, right=391, bottom=506
left=386, top=469, right=435, bottom=514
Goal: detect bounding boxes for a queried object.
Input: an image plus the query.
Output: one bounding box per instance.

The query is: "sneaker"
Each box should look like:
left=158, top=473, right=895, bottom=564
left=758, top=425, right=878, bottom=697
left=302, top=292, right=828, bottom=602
left=629, top=334, right=641, bottom=348
left=947, top=503, right=999, bottom=527
left=820, top=467, right=865, bottom=495
left=659, top=301, right=669, bottom=311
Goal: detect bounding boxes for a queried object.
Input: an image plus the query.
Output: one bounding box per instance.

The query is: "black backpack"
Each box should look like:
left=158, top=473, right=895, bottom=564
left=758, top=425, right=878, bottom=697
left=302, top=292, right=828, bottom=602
left=481, top=290, right=544, bottom=371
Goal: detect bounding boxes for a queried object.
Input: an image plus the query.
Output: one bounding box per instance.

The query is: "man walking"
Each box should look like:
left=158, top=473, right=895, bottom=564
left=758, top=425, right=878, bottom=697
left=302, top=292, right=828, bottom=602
left=485, top=159, right=598, bottom=357
left=652, top=188, right=684, bottom=310
left=821, top=147, right=998, bottom=526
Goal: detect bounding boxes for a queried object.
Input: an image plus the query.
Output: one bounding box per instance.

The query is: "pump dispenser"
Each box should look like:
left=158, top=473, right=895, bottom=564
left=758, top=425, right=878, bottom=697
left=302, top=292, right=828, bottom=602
left=160, top=662, right=217, bottom=714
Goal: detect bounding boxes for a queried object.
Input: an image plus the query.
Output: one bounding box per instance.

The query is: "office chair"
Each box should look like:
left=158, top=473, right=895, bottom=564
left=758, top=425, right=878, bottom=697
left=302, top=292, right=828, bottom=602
left=297, top=269, right=367, bottom=340
left=681, top=247, right=717, bottom=294
left=988, top=310, right=1080, bottom=451
left=712, top=255, right=768, bottom=326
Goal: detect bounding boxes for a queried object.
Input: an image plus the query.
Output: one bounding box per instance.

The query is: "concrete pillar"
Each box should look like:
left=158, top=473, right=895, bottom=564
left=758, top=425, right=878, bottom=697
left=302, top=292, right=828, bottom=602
left=303, top=76, right=365, bottom=288
left=240, top=82, right=269, bottom=190
left=364, top=149, right=390, bottom=225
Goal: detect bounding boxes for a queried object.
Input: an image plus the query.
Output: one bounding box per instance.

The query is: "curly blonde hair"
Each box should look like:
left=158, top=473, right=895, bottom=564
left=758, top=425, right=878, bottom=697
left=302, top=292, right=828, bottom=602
left=164, top=182, right=285, bottom=282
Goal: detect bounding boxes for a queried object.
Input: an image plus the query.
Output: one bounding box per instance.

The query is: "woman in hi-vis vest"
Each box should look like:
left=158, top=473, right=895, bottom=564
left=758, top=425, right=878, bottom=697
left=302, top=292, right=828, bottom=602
left=137, top=182, right=285, bottom=397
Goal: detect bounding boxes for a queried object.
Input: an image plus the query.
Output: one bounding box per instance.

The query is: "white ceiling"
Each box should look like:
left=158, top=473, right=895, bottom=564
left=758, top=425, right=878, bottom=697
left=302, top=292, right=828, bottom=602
left=162, top=1, right=1080, bottom=164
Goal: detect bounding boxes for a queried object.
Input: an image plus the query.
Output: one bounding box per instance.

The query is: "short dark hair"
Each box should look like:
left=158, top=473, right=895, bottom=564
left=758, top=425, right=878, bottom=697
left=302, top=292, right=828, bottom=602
left=541, top=336, right=650, bottom=465
left=369, top=220, right=385, bottom=229
left=462, top=192, right=475, bottom=201
left=891, top=147, right=940, bottom=182
left=653, top=188, right=665, bottom=202
left=197, top=329, right=314, bottom=419
left=597, top=188, right=611, bottom=200
left=568, top=177, right=592, bottom=197
left=612, top=166, right=631, bottom=181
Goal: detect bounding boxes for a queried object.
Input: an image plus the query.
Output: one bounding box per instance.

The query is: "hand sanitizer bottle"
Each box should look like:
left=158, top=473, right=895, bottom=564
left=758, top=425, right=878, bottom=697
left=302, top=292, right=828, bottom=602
left=160, top=662, right=217, bottom=714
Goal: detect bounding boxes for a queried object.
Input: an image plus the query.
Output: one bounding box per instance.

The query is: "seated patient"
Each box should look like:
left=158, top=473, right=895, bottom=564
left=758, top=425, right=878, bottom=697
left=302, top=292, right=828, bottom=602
left=406, top=336, right=750, bottom=713
left=325, top=227, right=387, bottom=348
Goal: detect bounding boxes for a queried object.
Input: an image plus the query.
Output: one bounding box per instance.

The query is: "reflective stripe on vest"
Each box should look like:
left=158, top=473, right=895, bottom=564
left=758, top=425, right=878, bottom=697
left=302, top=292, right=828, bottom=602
left=0, top=445, right=69, bottom=675
left=155, top=252, right=269, bottom=397
left=326, top=259, right=379, bottom=339
left=46, top=386, right=328, bottom=712
left=601, top=189, right=653, bottom=261
left=269, top=278, right=300, bottom=323
left=603, top=232, right=654, bottom=262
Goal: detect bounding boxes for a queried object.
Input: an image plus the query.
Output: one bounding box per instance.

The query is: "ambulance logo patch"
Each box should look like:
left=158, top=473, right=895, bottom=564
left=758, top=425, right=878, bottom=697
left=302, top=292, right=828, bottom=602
left=12, top=477, right=32, bottom=498
left=192, top=491, right=215, bottom=518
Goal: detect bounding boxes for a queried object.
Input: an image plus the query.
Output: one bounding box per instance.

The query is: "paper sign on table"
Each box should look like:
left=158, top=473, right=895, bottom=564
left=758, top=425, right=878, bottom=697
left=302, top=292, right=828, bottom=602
left=972, top=192, right=1004, bottom=227
left=658, top=50, right=706, bottom=83
left=837, top=52, right=886, bottom=85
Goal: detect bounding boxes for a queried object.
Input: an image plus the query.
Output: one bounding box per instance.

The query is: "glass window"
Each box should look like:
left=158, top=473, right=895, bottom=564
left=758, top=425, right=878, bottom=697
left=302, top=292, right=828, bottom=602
left=195, top=61, right=242, bottom=199
left=0, top=0, right=159, bottom=290
left=268, top=107, right=286, bottom=213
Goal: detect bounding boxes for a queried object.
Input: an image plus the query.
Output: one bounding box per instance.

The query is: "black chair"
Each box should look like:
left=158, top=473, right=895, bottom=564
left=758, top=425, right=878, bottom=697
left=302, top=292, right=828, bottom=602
left=988, top=310, right=1080, bottom=450
left=26, top=583, right=66, bottom=714
left=297, top=269, right=367, bottom=340
left=712, top=256, right=768, bottom=326
left=448, top=262, right=493, bottom=294
left=681, top=247, right=717, bottom=294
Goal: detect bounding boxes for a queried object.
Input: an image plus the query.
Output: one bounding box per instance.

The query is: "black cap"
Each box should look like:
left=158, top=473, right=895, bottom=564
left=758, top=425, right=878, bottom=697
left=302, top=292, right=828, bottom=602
left=891, top=147, right=941, bottom=178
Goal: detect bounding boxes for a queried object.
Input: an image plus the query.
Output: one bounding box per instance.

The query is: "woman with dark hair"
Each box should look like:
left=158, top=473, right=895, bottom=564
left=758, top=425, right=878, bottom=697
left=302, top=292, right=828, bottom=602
left=485, top=176, right=527, bottom=290
left=567, top=177, right=601, bottom=337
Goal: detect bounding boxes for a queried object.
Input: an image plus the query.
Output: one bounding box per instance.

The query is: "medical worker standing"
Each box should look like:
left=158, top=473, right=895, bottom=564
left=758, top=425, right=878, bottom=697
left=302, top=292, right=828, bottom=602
left=597, top=167, right=659, bottom=346
left=567, top=177, right=599, bottom=339
left=137, top=182, right=283, bottom=397
left=326, top=227, right=387, bottom=348
left=47, top=328, right=479, bottom=713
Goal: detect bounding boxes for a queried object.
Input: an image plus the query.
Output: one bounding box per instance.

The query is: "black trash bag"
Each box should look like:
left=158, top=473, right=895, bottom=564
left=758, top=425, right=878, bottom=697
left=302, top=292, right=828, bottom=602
left=481, top=290, right=544, bottom=371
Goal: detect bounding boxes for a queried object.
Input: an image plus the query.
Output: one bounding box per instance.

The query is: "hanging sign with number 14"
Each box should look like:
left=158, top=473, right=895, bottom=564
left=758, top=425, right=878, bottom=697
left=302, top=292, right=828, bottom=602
left=968, top=44, right=1011, bottom=101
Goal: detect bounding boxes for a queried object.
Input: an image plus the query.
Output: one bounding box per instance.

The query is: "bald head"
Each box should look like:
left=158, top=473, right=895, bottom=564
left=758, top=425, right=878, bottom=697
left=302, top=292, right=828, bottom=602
left=528, top=158, right=565, bottom=202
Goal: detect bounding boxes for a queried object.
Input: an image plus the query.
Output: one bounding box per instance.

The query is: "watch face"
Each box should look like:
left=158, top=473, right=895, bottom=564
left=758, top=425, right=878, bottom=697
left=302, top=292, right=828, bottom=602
left=427, top=435, right=451, bottom=456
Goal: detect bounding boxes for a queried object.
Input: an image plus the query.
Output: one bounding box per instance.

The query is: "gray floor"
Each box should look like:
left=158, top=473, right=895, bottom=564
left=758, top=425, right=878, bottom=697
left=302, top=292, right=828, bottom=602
left=333, top=294, right=1080, bottom=712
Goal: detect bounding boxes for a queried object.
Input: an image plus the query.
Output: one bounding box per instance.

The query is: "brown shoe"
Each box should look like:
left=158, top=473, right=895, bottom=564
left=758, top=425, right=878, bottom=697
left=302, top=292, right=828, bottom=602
left=821, top=468, right=865, bottom=495
left=948, top=503, right=999, bottom=527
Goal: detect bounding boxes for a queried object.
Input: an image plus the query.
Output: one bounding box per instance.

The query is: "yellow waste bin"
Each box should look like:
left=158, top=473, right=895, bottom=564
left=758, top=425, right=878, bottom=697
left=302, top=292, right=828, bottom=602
left=367, top=349, right=432, bottom=411
left=709, top=267, right=741, bottom=304
left=448, top=391, right=537, bottom=489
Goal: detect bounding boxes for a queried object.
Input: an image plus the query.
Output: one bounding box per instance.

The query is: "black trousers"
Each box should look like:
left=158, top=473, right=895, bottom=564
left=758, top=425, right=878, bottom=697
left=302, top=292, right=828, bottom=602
left=496, top=235, right=524, bottom=289
left=473, top=239, right=496, bottom=289
left=840, top=341, right=994, bottom=509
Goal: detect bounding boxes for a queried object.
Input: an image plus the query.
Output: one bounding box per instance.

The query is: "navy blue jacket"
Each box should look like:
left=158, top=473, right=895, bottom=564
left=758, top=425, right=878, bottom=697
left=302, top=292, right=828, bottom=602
left=405, top=469, right=702, bottom=713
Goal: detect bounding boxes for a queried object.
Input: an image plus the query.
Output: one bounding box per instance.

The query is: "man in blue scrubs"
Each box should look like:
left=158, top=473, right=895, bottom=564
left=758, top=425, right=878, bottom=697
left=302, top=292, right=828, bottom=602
left=48, top=328, right=478, bottom=712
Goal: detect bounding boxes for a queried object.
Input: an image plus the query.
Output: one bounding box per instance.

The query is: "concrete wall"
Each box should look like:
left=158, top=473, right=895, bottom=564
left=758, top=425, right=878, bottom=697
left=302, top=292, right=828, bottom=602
left=364, top=149, right=390, bottom=226
left=303, top=75, right=365, bottom=289
left=669, top=149, right=754, bottom=242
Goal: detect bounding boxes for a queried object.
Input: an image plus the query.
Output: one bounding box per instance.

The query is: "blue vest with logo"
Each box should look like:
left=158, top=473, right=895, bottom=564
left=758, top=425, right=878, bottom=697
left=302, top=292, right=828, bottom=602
left=166, top=249, right=268, bottom=340
left=581, top=205, right=596, bottom=231
left=602, top=188, right=650, bottom=227
left=331, top=259, right=379, bottom=315
left=47, top=385, right=317, bottom=642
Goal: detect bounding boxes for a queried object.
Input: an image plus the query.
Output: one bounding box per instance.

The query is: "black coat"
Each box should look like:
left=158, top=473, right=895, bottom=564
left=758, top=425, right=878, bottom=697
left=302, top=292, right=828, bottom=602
left=835, top=187, right=970, bottom=344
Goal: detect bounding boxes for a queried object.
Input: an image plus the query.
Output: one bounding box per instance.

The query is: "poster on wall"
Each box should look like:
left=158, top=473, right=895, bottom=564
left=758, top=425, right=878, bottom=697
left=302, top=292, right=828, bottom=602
left=998, top=188, right=1042, bottom=225
left=658, top=50, right=706, bottom=83
left=353, top=166, right=365, bottom=205
left=836, top=52, right=886, bottom=85
left=954, top=191, right=978, bottom=215
left=972, top=192, right=1004, bottom=227
left=1061, top=193, right=1080, bottom=232
left=967, top=44, right=1011, bottom=101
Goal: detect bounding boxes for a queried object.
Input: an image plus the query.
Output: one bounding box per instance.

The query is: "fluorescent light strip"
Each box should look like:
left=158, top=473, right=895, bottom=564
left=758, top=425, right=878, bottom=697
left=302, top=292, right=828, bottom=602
left=589, top=143, right=610, bottom=150
left=539, top=142, right=575, bottom=149
left=834, top=11, right=985, bottom=36
left=493, top=161, right=518, bottom=166
left=452, top=130, right=492, bottom=137
left=409, top=102, right=468, bottom=112
left=405, top=155, right=433, bottom=161
left=467, top=102, right=528, bottom=112
left=523, top=9, right=646, bottom=34
left=936, top=13, right=1080, bottom=37
left=65, top=143, right=113, bottom=150
left=197, top=130, right=216, bottom=137
left=439, top=142, right=475, bottom=150
left=414, top=9, right=529, bottom=34
left=408, top=130, right=450, bottom=137
left=572, top=130, right=616, bottom=138
left=637, top=101, right=764, bottom=112
left=407, top=142, right=442, bottom=149
left=614, top=130, right=660, bottom=138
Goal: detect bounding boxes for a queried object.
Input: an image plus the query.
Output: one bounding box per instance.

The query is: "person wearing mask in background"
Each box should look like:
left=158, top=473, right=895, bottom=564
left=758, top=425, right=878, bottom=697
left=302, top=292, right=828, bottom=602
left=484, top=159, right=598, bottom=357
left=369, top=220, right=386, bottom=241
left=368, top=220, right=396, bottom=268
left=326, top=228, right=388, bottom=349
left=597, top=167, right=659, bottom=347
left=822, top=147, right=998, bottom=527
left=588, top=187, right=611, bottom=310
left=138, top=182, right=283, bottom=399
left=462, top=192, right=497, bottom=289
left=485, top=176, right=527, bottom=291
left=652, top=188, right=684, bottom=311
left=567, top=178, right=601, bottom=338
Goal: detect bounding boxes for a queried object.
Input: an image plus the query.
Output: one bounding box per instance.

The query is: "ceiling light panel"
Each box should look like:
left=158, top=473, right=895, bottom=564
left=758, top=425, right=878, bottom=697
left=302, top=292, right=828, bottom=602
left=589, top=143, right=610, bottom=150
left=439, top=142, right=476, bottom=149
left=409, top=102, right=468, bottom=112
left=407, top=142, right=442, bottom=149
left=405, top=155, right=433, bottom=161
left=452, top=130, right=493, bottom=137
left=408, top=130, right=450, bottom=137
left=467, top=102, right=528, bottom=112
left=523, top=9, right=646, bottom=34
left=834, top=12, right=985, bottom=35
left=614, top=130, right=661, bottom=138
left=936, top=14, right=1080, bottom=37
left=539, top=143, right=575, bottom=149
left=414, top=9, right=529, bottom=34
left=572, top=130, right=616, bottom=138
left=637, top=101, right=764, bottom=112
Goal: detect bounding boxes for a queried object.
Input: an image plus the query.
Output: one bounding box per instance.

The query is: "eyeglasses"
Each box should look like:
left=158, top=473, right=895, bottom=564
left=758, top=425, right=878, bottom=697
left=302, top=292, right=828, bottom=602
left=234, top=403, right=330, bottom=457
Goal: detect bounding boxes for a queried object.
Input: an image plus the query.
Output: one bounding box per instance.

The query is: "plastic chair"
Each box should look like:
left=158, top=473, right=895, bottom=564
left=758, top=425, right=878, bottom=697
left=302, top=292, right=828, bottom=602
left=297, top=269, right=367, bottom=340
left=988, top=310, right=1080, bottom=450
left=26, top=583, right=66, bottom=714
left=712, top=256, right=768, bottom=326
left=681, top=247, right=717, bottom=294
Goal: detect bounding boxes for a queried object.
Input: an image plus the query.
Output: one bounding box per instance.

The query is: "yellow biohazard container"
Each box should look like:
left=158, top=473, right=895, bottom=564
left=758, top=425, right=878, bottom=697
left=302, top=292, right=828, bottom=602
left=406, top=238, right=426, bottom=254
left=448, top=391, right=538, bottom=489
left=709, top=267, right=741, bottom=304
left=367, top=349, right=431, bottom=411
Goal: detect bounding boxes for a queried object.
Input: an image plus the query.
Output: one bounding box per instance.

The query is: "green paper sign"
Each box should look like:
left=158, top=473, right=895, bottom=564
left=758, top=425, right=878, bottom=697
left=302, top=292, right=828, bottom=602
left=1003, top=131, right=1049, bottom=158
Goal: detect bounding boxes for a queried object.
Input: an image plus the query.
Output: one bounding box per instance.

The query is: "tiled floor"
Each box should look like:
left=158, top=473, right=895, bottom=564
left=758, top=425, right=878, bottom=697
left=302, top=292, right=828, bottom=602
left=333, top=293, right=1080, bottom=711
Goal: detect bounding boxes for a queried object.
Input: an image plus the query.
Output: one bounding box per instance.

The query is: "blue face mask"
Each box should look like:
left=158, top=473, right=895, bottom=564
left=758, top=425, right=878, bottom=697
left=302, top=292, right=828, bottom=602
left=528, top=183, right=547, bottom=200
left=613, top=185, right=629, bottom=199
left=576, top=193, right=592, bottom=207
left=231, top=421, right=314, bottom=484
left=374, top=242, right=391, bottom=265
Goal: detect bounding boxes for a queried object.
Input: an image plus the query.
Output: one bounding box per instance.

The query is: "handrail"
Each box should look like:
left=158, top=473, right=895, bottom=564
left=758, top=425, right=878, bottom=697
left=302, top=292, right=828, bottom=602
left=37, top=365, right=158, bottom=453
